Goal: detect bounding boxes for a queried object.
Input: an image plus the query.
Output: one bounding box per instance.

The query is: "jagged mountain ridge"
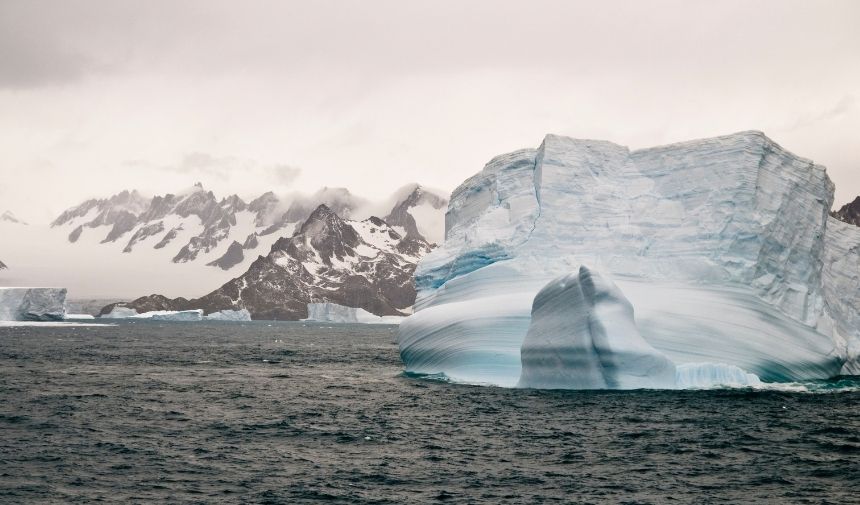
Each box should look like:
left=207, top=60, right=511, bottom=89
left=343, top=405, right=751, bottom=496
left=52, top=183, right=447, bottom=273
left=831, top=196, right=860, bottom=227
left=101, top=203, right=433, bottom=319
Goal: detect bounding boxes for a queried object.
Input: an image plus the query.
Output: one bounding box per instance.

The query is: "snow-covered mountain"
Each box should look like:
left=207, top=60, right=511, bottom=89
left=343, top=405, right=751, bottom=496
left=51, top=183, right=364, bottom=268
left=51, top=183, right=445, bottom=269
left=398, top=131, right=860, bottom=388
left=0, top=184, right=447, bottom=299
left=101, top=203, right=433, bottom=319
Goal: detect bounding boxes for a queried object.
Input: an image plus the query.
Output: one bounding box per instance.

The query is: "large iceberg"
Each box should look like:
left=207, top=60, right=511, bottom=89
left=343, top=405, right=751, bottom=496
left=398, top=131, right=860, bottom=388
left=0, top=287, right=67, bottom=321
left=303, top=302, right=404, bottom=324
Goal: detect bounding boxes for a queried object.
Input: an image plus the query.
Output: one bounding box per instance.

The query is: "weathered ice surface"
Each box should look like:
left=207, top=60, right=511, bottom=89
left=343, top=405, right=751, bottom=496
left=151, top=310, right=204, bottom=321
left=821, top=216, right=860, bottom=373
left=399, top=131, right=854, bottom=387
left=204, top=309, right=252, bottom=321
left=518, top=268, right=676, bottom=389
left=675, top=363, right=762, bottom=388
left=304, top=302, right=404, bottom=324
left=0, top=287, right=67, bottom=321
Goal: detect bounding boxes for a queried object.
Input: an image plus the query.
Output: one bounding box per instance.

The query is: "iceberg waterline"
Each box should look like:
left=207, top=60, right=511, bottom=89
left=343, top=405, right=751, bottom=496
left=398, top=131, right=860, bottom=389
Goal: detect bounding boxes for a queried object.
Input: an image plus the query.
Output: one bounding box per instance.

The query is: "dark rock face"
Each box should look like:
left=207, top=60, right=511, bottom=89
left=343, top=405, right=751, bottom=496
left=831, top=197, right=860, bottom=227
left=124, top=222, right=165, bottom=253
left=242, top=233, right=259, bottom=249
left=154, top=226, right=181, bottom=249
left=101, top=204, right=433, bottom=320
left=68, top=225, right=83, bottom=243
left=206, top=241, right=244, bottom=270
left=0, top=260, right=6, bottom=270
left=101, top=211, right=140, bottom=244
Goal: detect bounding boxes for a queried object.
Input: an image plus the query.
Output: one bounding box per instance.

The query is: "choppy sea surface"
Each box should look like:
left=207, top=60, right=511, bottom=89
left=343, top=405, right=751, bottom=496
left=1, top=321, right=859, bottom=504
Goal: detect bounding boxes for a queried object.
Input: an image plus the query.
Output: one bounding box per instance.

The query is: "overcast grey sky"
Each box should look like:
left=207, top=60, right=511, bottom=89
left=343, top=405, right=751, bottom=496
left=1, top=0, right=858, bottom=222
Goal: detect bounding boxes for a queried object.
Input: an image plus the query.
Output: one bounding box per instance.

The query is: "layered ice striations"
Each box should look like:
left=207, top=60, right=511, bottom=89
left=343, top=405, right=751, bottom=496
left=821, top=217, right=860, bottom=374
left=518, top=268, right=676, bottom=390
left=675, top=363, right=762, bottom=388
left=0, top=287, right=67, bottom=321
left=399, top=131, right=854, bottom=388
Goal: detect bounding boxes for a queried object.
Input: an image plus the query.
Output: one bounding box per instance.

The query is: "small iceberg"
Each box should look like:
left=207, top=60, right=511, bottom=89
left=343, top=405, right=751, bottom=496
left=303, top=302, right=404, bottom=325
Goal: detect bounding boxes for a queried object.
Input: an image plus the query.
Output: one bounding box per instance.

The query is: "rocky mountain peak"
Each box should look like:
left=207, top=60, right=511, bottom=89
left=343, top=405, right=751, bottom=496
left=384, top=184, right=448, bottom=244
left=831, top=196, right=860, bottom=227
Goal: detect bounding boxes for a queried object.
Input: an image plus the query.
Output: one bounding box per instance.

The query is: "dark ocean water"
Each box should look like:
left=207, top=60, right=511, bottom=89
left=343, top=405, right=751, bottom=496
left=1, top=321, right=859, bottom=504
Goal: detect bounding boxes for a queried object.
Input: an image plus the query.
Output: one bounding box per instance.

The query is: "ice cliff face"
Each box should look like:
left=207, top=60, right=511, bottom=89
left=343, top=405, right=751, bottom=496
left=0, top=287, right=67, bottom=321
left=399, top=131, right=857, bottom=387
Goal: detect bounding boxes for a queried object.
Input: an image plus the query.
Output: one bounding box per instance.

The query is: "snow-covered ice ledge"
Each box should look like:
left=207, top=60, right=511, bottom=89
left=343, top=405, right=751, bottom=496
left=398, top=131, right=860, bottom=389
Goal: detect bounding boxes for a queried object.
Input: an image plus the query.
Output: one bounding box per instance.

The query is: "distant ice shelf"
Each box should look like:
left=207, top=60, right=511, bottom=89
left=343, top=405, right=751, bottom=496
left=398, top=131, right=860, bottom=389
